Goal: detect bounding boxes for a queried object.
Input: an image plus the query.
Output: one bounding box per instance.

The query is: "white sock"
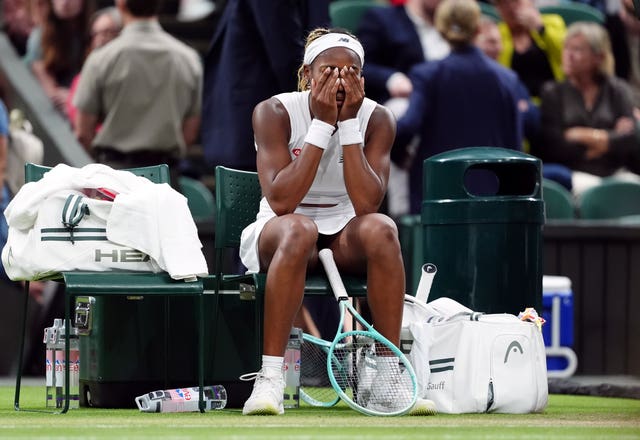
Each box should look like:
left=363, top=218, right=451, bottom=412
left=262, top=355, right=284, bottom=378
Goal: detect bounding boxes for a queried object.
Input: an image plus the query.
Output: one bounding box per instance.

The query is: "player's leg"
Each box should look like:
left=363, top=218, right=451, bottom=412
left=328, top=213, right=404, bottom=345
left=243, top=213, right=318, bottom=415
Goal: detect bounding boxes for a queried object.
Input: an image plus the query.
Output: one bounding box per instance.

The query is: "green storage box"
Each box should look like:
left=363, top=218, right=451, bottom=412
left=422, top=147, right=544, bottom=314
left=76, top=277, right=260, bottom=409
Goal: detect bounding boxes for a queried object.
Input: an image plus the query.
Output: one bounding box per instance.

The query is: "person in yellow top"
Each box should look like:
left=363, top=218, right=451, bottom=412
left=494, top=0, right=566, bottom=101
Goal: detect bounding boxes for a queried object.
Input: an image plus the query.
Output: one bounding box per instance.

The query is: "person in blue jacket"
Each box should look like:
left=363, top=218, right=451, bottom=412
left=394, top=0, right=524, bottom=214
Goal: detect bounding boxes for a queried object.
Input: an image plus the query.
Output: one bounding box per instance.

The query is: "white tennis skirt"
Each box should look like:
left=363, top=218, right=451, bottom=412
left=239, top=197, right=356, bottom=273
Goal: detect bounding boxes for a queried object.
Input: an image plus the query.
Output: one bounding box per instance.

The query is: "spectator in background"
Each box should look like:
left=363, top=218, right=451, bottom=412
left=201, top=0, right=330, bottom=171
left=356, top=0, right=449, bottom=106
left=23, top=0, right=92, bottom=115
left=475, top=16, right=540, bottom=146
left=394, top=0, right=524, bottom=214
left=73, top=0, right=202, bottom=189
left=66, top=6, right=122, bottom=129
left=571, top=0, right=631, bottom=81
left=3, top=0, right=36, bottom=55
left=356, top=0, right=449, bottom=217
left=536, top=22, right=640, bottom=197
left=493, top=0, right=566, bottom=100
left=621, top=0, right=640, bottom=102
left=475, top=15, right=564, bottom=183
left=0, top=100, right=8, bottom=279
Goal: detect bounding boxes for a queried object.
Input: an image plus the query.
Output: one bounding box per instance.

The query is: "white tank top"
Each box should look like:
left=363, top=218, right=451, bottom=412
left=240, top=91, right=378, bottom=270
left=272, top=90, right=377, bottom=205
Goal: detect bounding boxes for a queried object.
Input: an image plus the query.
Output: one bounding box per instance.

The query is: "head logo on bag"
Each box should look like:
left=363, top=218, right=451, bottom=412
left=504, top=341, right=524, bottom=364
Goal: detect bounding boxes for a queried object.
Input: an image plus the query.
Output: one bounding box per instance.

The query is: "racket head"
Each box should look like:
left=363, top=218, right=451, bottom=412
left=300, top=334, right=341, bottom=407
left=327, top=330, right=418, bottom=416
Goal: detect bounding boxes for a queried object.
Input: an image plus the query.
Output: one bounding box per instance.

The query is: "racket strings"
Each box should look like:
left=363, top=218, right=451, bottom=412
left=300, top=338, right=339, bottom=406
left=330, top=336, right=415, bottom=414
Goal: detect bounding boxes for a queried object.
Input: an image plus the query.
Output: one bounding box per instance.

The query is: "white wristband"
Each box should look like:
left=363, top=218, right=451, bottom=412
left=338, top=118, right=363, bottom=146
left=304, top=119, right=335, bottom=150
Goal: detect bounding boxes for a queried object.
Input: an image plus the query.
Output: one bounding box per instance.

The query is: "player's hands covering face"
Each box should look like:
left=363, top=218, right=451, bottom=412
left=310, top=67, right=340, bottom=125
left=338, top=66, right=365, bottom=121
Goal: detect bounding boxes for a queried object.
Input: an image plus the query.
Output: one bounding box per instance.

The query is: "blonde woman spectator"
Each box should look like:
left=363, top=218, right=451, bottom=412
left=535, top=22, right=640, bottom=196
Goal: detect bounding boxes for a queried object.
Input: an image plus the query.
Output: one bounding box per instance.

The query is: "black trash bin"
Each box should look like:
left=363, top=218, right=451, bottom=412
left=422, top=147, right=544, bottom=314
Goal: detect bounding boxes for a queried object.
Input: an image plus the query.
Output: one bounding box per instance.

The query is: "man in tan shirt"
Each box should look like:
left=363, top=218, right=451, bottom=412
left=73, top=0, right=202, bottom=187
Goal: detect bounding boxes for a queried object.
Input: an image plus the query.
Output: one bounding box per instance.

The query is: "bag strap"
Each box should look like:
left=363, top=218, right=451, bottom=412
left=61, top=194, right=89, bottom=244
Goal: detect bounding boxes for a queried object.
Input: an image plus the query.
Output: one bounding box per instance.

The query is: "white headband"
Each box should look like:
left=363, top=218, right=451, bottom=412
left=303, top=33, right=365, bottom=67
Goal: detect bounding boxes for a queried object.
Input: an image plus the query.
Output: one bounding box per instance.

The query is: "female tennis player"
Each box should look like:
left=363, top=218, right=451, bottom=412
left=239, top=27, right=435, bottom=416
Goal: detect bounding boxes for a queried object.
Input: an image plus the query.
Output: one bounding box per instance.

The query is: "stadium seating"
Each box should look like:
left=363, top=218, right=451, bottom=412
left=479, top=2, right=501, bottom=21
left=180, top=176, right=215, bottom=223
left=579, top=179, right=640, bottom=219
left=539, top=3, right=605, bottom=25
left=330, top=0, right=386, bottom=33
left=542, top=178, right=576, bottom=220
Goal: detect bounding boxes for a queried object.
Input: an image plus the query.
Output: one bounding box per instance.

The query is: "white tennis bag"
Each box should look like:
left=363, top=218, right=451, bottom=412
left=3, top=190, right=160, bottom=280
left=402, top=265, right=548, bottom=414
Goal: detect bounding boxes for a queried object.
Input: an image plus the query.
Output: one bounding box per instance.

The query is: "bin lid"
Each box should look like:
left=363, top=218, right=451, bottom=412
left=423, top=147, right=542, bottom=201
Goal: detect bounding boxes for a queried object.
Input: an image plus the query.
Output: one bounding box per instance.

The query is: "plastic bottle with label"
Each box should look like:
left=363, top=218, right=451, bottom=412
left=135, top=385, right=227, bottom=413
left=45, top=319, right=79, bottom=409
left=44, top=324, right=56, bottom=408
left=283, top=327, right=302, bottom=409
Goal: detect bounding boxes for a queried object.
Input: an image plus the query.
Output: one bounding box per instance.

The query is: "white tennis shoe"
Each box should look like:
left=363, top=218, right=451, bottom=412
left=241, top=370, right=285, bottom=415
left=408, top=398, right=438, bottom=416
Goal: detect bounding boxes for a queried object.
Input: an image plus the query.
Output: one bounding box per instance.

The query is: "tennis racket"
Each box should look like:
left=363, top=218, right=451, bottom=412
left=318, top=248, right=418, bottom=416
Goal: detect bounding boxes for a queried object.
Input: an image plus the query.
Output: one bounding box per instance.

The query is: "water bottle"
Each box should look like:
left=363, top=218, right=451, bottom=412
left=45, top=319, right=80, bottom=409
left=135, top=385, right=227, bottom=413
left=60, top=323, right=80, bottom=409
left=44, top=326, right=55, bottom=408
left=283, top=327, right=302, bottom=409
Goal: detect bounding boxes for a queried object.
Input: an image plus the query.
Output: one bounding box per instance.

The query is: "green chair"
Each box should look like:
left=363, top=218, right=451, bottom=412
left=579, top=179, right=640, bottom=219
left=539, top=3, right=604, bottom=25
left=479, top=2, right=501, bottom=22
left=179, top=176, right=215, bottom=223
left=329, top=0, right=386, bottom=33
left=213, top=166, right=368, bottom=354
left=14, top=163, right=207, bottom=414
left=542, top=178, right=575, bottom=220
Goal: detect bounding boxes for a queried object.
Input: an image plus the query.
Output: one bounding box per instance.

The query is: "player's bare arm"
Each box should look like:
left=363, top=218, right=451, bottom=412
left=340, top=66, right=396, bottom=215
left=254, top=98, right=322, bottom=215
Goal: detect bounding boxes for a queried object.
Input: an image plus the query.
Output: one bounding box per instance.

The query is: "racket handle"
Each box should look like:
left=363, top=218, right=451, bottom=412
left=415, top=263, right=437, bottom=302
left=318, top=248, right=349, bottom=301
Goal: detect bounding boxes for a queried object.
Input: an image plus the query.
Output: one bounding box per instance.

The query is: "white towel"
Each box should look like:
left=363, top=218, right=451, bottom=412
left=107, top=183, right=208, bottom=281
